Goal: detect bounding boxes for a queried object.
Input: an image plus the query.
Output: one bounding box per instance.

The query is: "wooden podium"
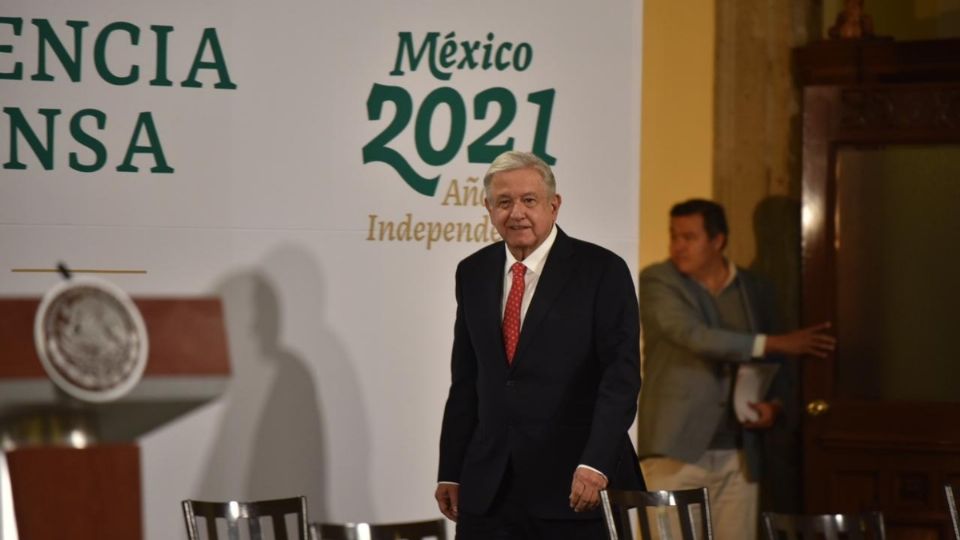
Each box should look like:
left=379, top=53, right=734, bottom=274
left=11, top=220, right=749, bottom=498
left=0, top=298, right=230, bottom=540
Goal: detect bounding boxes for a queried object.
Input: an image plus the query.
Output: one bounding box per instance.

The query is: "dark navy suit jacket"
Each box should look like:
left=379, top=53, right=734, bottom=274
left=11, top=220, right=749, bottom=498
left=438, top=228, right=645, bottom=519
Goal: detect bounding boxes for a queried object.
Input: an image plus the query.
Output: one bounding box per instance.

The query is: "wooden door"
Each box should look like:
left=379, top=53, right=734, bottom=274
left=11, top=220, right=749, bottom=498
left=800, top=82, right=960, bottom=540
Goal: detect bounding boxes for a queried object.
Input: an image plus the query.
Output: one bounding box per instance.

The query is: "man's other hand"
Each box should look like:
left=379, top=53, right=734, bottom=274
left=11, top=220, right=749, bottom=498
left=742, top=400, right=781, bottom=429
left=766, top=322, right=836, bottom=358
left=435, top=483, right=459, bottom=522
left=569, top=466, right=608, bottom=512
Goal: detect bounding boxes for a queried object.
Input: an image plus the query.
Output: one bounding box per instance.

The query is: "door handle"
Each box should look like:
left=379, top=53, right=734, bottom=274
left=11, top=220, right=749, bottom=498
left=806, top=399, right=831, bottom=417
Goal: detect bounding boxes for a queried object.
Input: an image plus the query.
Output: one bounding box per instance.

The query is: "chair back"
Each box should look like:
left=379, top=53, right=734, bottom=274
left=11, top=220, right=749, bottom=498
left=601, top=488, right=713, bottom=540
left=182, top=496, right=309, bottom=540
left=761, top=511, right=886, bottom=540
left=946, top=485, right=960, bottom=540
left=312, top=518, right=446, bottom=540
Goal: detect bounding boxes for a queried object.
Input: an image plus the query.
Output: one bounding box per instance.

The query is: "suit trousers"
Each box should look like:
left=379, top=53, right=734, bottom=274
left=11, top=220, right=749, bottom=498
left=640, top=449, right=758, bottom=540
left=456, top=462, right=606, bottom=540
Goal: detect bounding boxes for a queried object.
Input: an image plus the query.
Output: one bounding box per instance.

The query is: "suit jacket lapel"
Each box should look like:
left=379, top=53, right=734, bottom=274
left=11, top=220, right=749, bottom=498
left=510, top=228, right=575, bottom=369
left=666, top=261, right=721, bottom=327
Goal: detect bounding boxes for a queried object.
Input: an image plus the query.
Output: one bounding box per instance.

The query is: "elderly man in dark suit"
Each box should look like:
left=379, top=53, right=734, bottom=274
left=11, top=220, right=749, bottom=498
left=435, top=151, right=644, bottom=539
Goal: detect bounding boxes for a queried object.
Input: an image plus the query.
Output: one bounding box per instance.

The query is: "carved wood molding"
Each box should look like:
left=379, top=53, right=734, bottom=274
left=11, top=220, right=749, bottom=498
left=839, top=86, right=960, bottom=132
left=794, top=39, right=960, bottom=86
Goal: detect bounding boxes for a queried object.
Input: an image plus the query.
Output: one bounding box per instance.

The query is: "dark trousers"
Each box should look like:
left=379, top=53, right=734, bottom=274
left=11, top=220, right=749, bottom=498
left=456, top=463, right=606, bottom=540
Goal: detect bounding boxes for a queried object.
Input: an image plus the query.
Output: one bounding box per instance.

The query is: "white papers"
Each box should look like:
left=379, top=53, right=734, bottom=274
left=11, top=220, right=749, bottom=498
left=733, top=363, right=780, bottom=423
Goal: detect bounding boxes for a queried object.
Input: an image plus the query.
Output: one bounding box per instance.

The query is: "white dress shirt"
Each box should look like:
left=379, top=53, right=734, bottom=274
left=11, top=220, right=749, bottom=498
left=499, top=224, right=558, bottom=325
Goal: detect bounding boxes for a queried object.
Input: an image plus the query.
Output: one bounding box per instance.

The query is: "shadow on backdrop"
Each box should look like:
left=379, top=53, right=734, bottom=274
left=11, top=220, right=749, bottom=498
left=198, top=245, right=373, bottom=522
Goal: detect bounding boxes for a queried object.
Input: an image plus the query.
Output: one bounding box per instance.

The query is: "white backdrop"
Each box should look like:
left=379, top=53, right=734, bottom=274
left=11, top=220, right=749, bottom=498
left=0, top=1, right=642, bottom=537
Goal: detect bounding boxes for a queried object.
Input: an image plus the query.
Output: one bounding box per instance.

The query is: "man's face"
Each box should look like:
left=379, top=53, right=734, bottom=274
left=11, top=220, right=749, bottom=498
left=669, top=214, right=725, bottom=276
left=485, top=167, right=561, bottom=260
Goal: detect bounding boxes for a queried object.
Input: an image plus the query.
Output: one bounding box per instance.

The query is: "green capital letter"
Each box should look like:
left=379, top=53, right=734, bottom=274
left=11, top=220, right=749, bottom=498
left=0, top=17, right=24, bottom=80
left=117, top=112, right=174, bottom=173
left=4, top=107, right=61, bottom=170
left=181, top=28, right=236, bottom=89
left=69, top=109, right=108, bottom=172
left=94, top=22, right=140, bottom=86
left=32, top=19, right=88, bottom=82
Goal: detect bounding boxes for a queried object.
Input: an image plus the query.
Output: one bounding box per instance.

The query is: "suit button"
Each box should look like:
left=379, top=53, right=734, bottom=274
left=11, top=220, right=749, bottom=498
left=505, top=380, right=516, bottom=387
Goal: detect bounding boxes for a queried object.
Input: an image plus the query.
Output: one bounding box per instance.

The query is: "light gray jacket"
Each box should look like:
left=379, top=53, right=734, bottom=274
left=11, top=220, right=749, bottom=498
left=636, top=261, right=780, bottom=479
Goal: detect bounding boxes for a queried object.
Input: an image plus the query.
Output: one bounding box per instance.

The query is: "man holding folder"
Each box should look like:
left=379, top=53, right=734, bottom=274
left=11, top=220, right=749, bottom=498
left=636, top=199, right=835, bottom=540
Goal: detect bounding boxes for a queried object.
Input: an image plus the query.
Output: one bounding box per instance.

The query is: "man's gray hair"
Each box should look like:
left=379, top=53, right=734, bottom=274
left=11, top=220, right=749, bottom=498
left=483, top=151, right=556, bottom=199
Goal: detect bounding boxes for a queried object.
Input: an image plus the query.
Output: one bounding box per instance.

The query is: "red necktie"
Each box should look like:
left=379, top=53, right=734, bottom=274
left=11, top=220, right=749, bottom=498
left=503, top=262, right=526, bottom=364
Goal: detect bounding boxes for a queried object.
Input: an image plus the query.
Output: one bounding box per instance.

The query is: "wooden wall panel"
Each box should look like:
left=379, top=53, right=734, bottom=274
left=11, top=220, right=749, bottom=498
left=7, top=445, right=142, bottom=540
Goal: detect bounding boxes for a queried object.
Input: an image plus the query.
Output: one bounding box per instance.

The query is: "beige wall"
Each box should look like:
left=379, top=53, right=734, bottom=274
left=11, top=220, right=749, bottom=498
left=640, top=0, right=715, bottom=269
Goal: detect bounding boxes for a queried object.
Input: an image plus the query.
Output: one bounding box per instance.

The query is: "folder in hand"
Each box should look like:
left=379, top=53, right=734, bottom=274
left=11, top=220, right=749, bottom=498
left=733, top=363, right=780, bottom=423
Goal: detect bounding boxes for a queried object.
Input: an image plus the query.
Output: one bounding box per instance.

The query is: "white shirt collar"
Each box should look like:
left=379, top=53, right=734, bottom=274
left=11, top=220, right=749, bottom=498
left=503, top=224, right=558, bottom=276
left=691, top=258, right=738, bottom=296
left=721, top=258, right=738, bottom=291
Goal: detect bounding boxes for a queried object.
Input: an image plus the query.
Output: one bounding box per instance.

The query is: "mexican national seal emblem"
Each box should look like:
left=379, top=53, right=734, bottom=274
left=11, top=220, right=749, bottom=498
left=34, top=277, right=149, bottom=402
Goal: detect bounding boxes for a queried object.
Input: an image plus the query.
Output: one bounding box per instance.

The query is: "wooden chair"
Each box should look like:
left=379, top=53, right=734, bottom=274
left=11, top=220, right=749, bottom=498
left=600, top=488, right=713, bottom=540
left=761, top=511, right=886, bottom=540
left=946, top=485, right=960, bottom=540
left=182, top=496, right=309, bottom=540
left=311, top=518, right=446, bottom=540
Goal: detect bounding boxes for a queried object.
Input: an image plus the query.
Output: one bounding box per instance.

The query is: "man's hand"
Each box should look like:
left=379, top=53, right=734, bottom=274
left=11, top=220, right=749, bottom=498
left=766, top=322, right=836, bottom=358
left=569, top=466, right=608, bottom=513
left=435, top=483, right=459, bottom=522
left=742, top=400, right=781, bottom=429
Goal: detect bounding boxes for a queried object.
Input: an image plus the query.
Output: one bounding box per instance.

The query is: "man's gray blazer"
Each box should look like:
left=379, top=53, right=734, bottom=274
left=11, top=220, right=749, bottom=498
left=635, top=260, right=780, bottom=479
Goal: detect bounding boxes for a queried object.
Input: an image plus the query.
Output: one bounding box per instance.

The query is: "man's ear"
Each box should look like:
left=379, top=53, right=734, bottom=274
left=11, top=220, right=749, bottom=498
left=711, top=232, right=727, bottom=251
left=551, top=194, right=562, bottom=213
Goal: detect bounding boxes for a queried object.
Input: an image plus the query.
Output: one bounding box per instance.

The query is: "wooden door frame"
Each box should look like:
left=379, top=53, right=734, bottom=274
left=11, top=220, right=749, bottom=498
left=800, top=80, right=960, bottom=414
left=798, top=50, right=960, bottom=537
